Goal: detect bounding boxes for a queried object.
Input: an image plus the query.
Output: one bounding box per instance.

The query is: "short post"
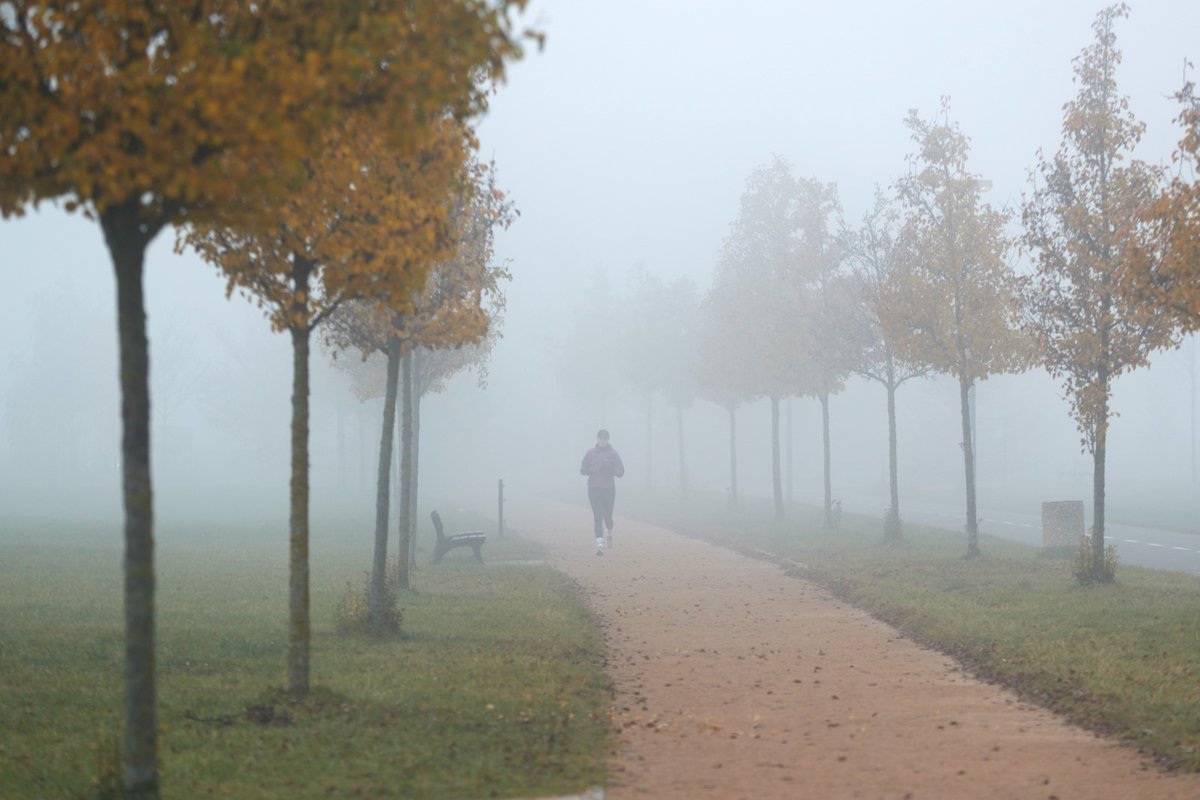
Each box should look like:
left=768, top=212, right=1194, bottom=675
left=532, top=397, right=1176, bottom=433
left=1041, top=500, right=1084, bottom=552
left=498, top=478, right=505, bottom=538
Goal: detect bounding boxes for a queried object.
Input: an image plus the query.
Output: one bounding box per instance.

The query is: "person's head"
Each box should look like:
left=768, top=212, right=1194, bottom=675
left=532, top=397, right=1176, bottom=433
left=596, top=428, right=610, bottom=446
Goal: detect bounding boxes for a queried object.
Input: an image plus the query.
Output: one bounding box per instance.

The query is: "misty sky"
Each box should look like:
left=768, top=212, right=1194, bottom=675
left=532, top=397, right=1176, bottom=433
left=4, top=1, right=1200, bottom=526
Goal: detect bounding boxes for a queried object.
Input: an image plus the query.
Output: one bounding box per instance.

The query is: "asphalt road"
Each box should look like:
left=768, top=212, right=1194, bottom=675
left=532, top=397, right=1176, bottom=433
left=839, top=495, right=1200, bottom=577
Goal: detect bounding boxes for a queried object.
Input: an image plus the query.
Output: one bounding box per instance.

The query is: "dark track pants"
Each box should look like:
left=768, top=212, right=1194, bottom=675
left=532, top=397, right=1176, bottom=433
left=588, top=487, right=616, bottom=538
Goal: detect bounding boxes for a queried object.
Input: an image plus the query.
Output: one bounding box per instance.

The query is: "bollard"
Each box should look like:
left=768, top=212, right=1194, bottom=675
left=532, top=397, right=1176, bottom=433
left=498, top=478, right=505, bottom=538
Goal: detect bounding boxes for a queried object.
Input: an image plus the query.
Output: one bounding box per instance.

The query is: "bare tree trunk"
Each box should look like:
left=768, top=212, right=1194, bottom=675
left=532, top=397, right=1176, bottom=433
left=728, top=404, right=738, bottom=513
left=676, top=402, right=687, bottom=494
left=337, top=406, right=346, bottom=490
left=358, top=402, right=368, bottom=497
left=1092, top=432, right=1108, bottom=577
left=397, top=348, right=414, bottom=590
left=286, top=259, right=314, bottom=695
left=959, top=374, right=980, bottom=558
left=407, top=357, right=421, bottom=569
left=369, top=338, right=401, bottom=624
left=393, top=390, right=401, bottom=509
left=786, top=397, right=793, bottom=504
left=820, top=391, right=833, bottom=529
left=645, top=391, right=653, bottom=490
left=771, top=395, right=784, bottom=520
left=101, top=204, right=160, bottom=800
left=1092, top=377, right=1111, bottom=580
left=884, top=360, right=902, bottom=543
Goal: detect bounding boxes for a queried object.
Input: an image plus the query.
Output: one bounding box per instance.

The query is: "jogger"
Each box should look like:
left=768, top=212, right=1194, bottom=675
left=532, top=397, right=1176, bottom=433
left=580, top=428, right=625, bottom=555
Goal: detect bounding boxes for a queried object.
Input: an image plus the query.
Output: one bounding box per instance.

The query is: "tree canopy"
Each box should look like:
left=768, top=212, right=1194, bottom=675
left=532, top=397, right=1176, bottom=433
left=887, top=103, right=1028, bottom=557
left=1022, top=3, right=1173, bottom=580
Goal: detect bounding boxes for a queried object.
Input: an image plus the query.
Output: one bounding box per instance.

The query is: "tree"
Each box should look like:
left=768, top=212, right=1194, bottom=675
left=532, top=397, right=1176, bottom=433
left=619, top=266, right=666, bottom=489
left=720, top=156, right=811, bottom=520
left=1022, top=4, right=1172, bottom=581
left=404, top=332, right=502, bottom=560
left=557, top=270, right=622, bottom=431
left=696, top=265, right=760, bottom=511
left=0, top=4, right=529, bottom=794
left=323, top=303, right=404, bottom=629
left=887, top=103, right=1028, bottom=558
left=658, top=277, right=700, bottom=495
left=618, top=269, right=700, bottom=493
left=393, top=159, right=512, bottom=588
left=324, top=156, right=512, bottom=596
left=786, top=177, right=861, bottom=529
left=845, top=191, right=930, bottom=543
left=188, top=115, right=474, bottom=693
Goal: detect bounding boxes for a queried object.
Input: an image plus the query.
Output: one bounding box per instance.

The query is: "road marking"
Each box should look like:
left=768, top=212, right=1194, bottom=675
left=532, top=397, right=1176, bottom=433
left=1146, top=542, right=1166, bottom=548
left=1122, top=539, right=1141, bottom=544
left=1170, top=546, right=1191, bottom=552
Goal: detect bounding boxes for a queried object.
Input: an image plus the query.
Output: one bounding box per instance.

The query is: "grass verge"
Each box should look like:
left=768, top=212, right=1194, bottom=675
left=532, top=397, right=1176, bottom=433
left=0, top=507, right=610, bottom=799
left=617, top=488, right=1200, bottom=772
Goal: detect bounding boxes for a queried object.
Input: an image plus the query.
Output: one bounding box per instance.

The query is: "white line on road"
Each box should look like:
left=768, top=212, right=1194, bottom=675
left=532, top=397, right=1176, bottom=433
left=1147, top=543, right=1166, bottom=548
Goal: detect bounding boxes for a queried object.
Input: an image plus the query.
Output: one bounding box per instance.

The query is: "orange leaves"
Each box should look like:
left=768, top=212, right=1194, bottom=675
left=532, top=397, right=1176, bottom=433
left=0, top=1, right=531, bottom=228
left=1022, top=5, right=1172, bottom=452
left=185, top=111, right=479, bottom=334
left=1129, top=78, right=1200, bottom=332
left=889, top=107, right=1027, bottom=385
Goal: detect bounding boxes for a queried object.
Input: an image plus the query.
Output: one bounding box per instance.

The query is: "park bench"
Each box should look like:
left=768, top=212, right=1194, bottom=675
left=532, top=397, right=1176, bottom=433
left=430, top=510, right=486, bottom=565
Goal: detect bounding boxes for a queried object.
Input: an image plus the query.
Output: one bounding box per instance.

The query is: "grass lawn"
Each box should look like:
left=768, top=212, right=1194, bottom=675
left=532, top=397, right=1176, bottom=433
left=0, top=507, right=610, bottom=799
left=617, top=487, right=1200, bottom=772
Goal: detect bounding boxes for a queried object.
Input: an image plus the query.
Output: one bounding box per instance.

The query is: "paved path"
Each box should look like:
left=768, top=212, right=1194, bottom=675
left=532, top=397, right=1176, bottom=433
left=510, top=498, right=1200, bottom=800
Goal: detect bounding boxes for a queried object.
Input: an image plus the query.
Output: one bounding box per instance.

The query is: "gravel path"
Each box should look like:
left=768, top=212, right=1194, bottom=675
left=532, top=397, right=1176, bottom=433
left=510, top=499, right=1200, bottom=800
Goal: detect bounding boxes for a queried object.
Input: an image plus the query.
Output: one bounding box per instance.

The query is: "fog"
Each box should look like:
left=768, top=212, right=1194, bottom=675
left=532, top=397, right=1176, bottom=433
left=4, top=0, right=1200, bottom=534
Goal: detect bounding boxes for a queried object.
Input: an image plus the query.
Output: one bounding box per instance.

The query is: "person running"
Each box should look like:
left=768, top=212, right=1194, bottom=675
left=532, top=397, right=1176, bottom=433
left=580, top=428, right=625, bottom=555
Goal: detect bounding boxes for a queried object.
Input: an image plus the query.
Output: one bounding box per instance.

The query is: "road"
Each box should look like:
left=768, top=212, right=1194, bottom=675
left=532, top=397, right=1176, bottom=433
left=839, top=495, right=1200, bottom=576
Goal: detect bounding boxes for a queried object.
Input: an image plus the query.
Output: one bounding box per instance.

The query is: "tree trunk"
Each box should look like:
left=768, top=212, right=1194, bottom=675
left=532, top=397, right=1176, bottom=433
left=786, top=397, right=794, bottom=504
left=101, top=204, right=160, bottom=800
left=1092, top=380, right=1111, bottom=580
left=1092, top=431, right=1108, bottom=578
left=358, top=402, right=368, bottom=496
left=728, top=404, right=738, bottom=513
left=959, top=374, right=980, bottom=558
left=884, top=360, right=902, bottom=543
left=337, top=406, right=346, bottom=490
left=408, top=356, right=421, bottom=569
left=820, top=391, right=833, bottom=529
left=771, top=395, right=784, bottom=520
left=645, top=391, right=653, bottom=490
left=397, top=347, right=414, bottom=590
left=370, top=338, right=401, bottom=624
left=676, top=402, right=687, bottom=494
left=285, top=366, right=311, bottom=688
left=393, top=389, right=402, bottom=508
left=286, top=260, right=313, bottom=695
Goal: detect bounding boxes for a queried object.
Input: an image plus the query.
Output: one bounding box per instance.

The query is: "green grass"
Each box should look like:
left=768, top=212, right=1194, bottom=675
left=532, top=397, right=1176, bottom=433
left=617, top=488, right=1200, bottom=772
left=0, top=509, right=610, bottom=799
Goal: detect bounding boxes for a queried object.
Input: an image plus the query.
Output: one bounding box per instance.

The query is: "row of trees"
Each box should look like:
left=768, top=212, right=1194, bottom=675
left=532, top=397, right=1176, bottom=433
left=708, top=3, right=1199, bottom=575
left=572, top=5, right=1198, bottom=583
left=0, top=3, right=532, bottom=797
